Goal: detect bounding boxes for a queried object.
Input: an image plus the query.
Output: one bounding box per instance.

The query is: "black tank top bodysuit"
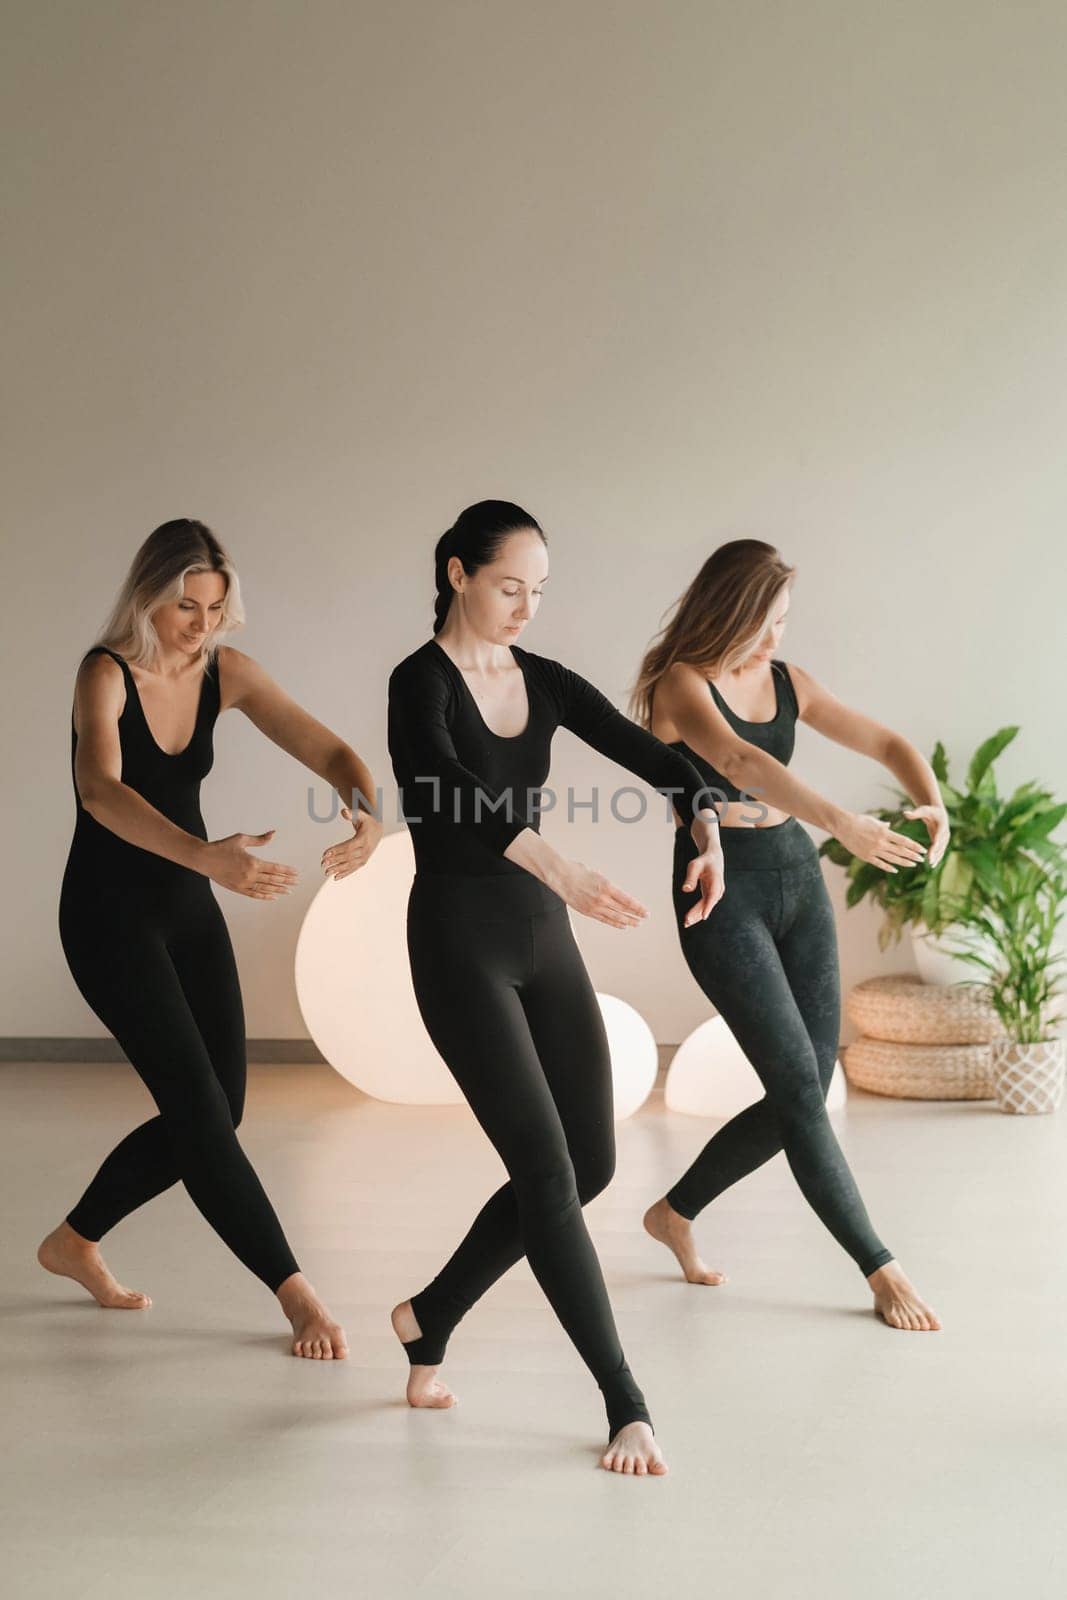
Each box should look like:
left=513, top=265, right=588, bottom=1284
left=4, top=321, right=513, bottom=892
left=61, top=644, right=220, bottom=911
left=664, top=658, right=800, bottom=816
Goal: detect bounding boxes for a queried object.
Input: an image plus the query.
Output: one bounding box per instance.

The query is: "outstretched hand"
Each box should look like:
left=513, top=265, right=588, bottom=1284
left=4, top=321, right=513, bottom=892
left=552, top=860, right=649, bottom=928
left=321, top=805, right=383, bottom=882
left=680, top=845, right=726, bottom=927
left=834, top=811, right=928, bottom=874
left=203, top=829, right=299, bottom=900
left=902, top=804, right=950, bottom=869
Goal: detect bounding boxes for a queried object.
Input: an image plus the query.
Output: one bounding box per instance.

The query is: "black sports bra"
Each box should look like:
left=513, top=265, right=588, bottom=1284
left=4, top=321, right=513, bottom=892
left=664, top=659, right=799, bottom=812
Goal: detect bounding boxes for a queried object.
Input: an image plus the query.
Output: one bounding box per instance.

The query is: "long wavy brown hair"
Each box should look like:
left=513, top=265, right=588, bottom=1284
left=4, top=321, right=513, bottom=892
left=629, top=539, right=796, bottom=727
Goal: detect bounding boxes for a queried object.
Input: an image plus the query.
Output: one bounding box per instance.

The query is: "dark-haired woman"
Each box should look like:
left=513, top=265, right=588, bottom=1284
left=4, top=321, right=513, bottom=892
left=39, top=519, right=382, bottom=1358
left=636, top=540, right=944, bottom=1332
left=387, top=500, right=723, bottom=1474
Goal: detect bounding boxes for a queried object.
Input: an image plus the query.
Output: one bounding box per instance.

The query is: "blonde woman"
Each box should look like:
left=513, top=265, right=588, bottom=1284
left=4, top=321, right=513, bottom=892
left=635, top=540, right=944, bottom=1332
left=39, top=519, right=380, bottom=1358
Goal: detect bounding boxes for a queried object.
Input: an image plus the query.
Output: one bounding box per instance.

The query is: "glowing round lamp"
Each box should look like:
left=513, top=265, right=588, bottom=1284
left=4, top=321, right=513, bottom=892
left=665, top=1015, right=847, bottom=1117
left=294, top=829, right=464, bottom=1105
left=296, top=829, right=661, bottom=1115
left=596, top=993, right=659, bottom=1121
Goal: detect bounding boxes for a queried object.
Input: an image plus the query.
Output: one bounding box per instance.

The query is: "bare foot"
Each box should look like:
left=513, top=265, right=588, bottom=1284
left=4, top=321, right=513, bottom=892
left=868, top=1260, right=942, bottom=1331
left=600, top=1422, right=668, bottom=1476
left=391, top=1300, right=457, bottom=1409
left=643, top=1198, right=726, bottom=1286
left=37, top=1222, right=151, bottom=1309
left=276, top=1273, right=349, bottom=1359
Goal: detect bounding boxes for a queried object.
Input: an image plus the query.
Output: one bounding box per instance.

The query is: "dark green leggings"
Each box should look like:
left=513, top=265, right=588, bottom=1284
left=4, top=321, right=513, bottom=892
left=668, top=817, right=894, bottom=1278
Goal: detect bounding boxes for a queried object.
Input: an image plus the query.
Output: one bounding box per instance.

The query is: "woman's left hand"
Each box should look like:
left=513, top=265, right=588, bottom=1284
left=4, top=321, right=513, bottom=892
left=902, top=804, right=951, bottom=869
left=682, top=817, right=726, bottom=926
left=321, top=805, right=383, bottom=881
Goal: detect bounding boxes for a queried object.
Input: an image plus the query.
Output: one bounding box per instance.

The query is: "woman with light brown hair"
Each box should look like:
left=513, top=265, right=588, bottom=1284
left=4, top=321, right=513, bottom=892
left=39, top=518, right=381, bottom=1357
left=635, top=540, right=943, bottom=1331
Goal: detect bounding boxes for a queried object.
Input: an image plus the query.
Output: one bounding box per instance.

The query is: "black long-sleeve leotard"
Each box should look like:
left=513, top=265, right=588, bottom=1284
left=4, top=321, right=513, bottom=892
left=387, top=638, right=709, bottom=1438
left=387, top=638, right=712, bottom=875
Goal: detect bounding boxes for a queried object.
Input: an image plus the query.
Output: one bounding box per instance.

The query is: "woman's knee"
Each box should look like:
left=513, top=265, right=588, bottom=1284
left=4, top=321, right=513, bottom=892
left=511, top=1158, right=581, bottom=1221
left=575, top=1140, right=616, bottom=1203
left=163, top=1075, right=240, bottom=1146
left=221, top=1078, right=245, bottom=1128
left=768, top=1066, right=829, bottom=1129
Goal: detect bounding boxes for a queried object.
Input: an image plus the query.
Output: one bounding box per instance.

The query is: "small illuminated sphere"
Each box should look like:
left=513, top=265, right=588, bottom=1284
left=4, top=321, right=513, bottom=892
left=595, top=993, right=659, bottom=1121
left=294, top=829, right=465, bottom=1105
left=665, top=1015, right=847, bottom=1117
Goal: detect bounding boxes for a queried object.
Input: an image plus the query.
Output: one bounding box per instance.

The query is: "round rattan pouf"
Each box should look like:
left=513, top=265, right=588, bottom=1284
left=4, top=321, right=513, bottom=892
left=845, top=973, right=1000, bottom=1045
left=844, top=1036, right=993, bottom=1100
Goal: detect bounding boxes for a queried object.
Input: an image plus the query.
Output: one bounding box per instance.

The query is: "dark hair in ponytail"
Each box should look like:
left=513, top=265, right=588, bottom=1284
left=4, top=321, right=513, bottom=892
left=432, top=500, right=545, bottom=634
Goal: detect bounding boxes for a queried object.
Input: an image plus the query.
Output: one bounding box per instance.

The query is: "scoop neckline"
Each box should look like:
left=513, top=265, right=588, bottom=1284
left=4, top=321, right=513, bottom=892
left=429, top=637, right=533, bottom=741
left=100, top=646, right=212, bottom=758
left=708, top=661, right=783, bottom=727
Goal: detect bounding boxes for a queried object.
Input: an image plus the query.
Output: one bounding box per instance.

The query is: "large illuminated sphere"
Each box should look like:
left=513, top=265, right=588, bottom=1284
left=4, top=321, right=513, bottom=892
left=665, top=1015, right=847, bottom=1117
left=294, top=829, right=465, bottom=1105
left=596, top=994, right=659, bottom=1120
left=296, top=829, right=659, bottom=1116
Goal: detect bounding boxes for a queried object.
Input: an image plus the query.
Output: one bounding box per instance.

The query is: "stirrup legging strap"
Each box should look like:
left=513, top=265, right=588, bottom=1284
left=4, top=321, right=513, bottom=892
left=404, top=1292, right=652, bottom=1439
left=402, top=870, right=654, bottom=1438
left=399, top=1299, right=449, bottom=1367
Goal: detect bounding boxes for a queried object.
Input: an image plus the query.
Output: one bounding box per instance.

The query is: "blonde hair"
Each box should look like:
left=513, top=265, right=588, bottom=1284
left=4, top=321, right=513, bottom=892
left=94, top=519, right=245, bottom=668
left=630, top=539, right=795, bottom=727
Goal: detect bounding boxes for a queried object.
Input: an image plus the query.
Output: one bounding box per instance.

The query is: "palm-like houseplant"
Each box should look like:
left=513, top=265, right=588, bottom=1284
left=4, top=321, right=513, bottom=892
left=943, top=854, right=1066, bottom=1113
left=820, top=724, right=1067, bottom=1113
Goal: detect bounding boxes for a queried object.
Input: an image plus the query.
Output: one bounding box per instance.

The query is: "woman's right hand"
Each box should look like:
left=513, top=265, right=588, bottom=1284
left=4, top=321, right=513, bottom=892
left=549, top=859, right=649, bottom=929
left=201, top=830, right=300, bottom=900
left=834, top=811, right=927, bottom=874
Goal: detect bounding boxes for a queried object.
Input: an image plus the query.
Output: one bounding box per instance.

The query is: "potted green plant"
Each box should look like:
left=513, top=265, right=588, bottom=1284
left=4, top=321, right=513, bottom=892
left=943, top=857, right=1066, bottom=1114
left=818, top=727, right=1067, bottom=983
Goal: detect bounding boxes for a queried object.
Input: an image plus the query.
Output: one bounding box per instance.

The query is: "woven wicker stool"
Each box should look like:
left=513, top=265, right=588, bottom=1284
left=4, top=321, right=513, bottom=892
left=844, top=974, right=999, bottom=1099
left=846, top=973, right=1000, bottom=1044
left=844, top=1036, right=994, bottom=1100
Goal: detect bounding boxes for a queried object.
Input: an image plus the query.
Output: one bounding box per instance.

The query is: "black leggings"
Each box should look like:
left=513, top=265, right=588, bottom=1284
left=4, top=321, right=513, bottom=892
left=667, top=818, right=894, bottom=1279
left=58, top=881, right=300, bottom=1293
left=405, top=871, right=650, bottom=1438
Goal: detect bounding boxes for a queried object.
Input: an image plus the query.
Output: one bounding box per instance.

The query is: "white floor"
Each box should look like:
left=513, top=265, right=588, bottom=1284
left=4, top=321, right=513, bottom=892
left=2, top=1057, right=1065, bottom=1600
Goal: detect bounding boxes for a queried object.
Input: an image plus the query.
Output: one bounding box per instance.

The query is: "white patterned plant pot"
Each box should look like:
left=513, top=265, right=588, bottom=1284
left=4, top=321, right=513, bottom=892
left=990, top=1038, right=1066, bottom=1115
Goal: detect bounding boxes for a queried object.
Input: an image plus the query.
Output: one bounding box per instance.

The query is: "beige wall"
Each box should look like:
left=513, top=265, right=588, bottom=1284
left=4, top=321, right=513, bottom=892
left=4, top=0, right=1065, bottom=1045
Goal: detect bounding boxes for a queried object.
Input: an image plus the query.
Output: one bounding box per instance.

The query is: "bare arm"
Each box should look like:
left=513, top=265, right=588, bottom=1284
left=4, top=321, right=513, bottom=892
left=880, top=738, right=943, bottom=810
left=504, top=827, right=572, bottom=888
left=225, top=647, right=379, bottom=815
left=660, top=661, right=929, bottom=870
left=786, top=661, right=947, bottom=863
left=504, top=812, right=667, bottom=928
left=73, top=652, right=299, bottom=898
left=659, top=662, right=850, bottom=833
left=73, top=654, right=212, bottom=871
left=227, top=646, right=385, bottom=880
